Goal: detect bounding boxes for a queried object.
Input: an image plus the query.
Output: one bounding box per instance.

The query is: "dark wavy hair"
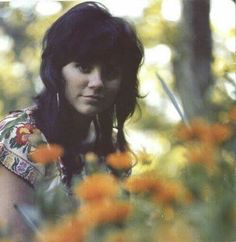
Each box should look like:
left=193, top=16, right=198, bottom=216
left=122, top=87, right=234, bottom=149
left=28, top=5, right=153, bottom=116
left=35, top=2, right=143, bottom=162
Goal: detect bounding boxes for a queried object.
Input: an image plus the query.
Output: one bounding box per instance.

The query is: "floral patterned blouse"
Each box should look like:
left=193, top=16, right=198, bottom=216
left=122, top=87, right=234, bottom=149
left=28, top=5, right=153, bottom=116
left=0, top=106, right=112, bottom=190
left=0, top=106, right=48, bottom=187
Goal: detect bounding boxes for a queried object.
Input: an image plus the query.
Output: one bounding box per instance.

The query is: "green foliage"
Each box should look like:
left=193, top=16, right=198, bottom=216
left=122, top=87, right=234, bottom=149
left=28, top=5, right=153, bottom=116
left=0, top=2, right=74, bottom=117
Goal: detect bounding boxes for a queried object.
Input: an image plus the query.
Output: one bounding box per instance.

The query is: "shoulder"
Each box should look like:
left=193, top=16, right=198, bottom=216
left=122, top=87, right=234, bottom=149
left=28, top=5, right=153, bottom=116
left=0, top=106, right=37, bottom=137
left=0, top=106, right=38, bottom=152
left=0, top=106, right=46, bottom=186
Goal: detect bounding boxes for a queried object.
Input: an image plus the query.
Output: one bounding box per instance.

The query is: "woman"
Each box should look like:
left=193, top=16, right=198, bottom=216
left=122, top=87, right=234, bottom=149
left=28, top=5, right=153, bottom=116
left=0, top=1, right=143, bottom=239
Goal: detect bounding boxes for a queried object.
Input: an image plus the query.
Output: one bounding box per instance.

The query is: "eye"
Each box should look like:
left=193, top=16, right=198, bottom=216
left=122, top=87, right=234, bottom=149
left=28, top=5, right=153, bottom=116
left=74, top=63, right=93, bottom=73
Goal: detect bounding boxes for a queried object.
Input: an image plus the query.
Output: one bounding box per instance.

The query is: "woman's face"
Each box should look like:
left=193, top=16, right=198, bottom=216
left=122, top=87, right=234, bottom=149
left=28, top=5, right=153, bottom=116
left=62, top=62, right=121, bottom=116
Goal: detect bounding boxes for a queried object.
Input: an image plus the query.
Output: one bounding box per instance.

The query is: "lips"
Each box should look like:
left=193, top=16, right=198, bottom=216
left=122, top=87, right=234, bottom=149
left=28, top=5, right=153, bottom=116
left=82, top=95, right=103, bottom=101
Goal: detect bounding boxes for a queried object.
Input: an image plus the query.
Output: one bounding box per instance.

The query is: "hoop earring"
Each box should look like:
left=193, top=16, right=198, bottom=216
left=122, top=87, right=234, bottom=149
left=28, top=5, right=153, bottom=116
left=56, top=92, right=60, bottom=111
left=114, top=104, right=118, bottom=128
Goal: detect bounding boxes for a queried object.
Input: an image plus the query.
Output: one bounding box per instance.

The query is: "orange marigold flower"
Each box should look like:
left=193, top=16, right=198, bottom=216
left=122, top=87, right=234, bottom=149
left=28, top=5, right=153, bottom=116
left=106, top=152, right=133, bottom=170
left=74, top=173, right=119, bottom=201
left=80, top=199, right=132, bottom=225
left=228, top=106, right=236, bottom=121
left=210, top=123, right=232, bottom=143
left=153, top=182, right=182, bottom=204
left=35, top=216, right=88, bottom=242
left=185, top=144, right=216, bottom=166
left=124, top=176, right=185, bottom=205
left=177, top=119, right=212, bottom=142
left=30, top=144, right=64, bottom=164
left=178, top=119, right=233, bottom=144
left=124, top=176, right=161, bottom=194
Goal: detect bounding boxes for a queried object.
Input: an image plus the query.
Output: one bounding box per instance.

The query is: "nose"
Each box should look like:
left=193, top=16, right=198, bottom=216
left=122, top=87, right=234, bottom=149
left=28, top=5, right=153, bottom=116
left=88, top=67, right=104, bottom=90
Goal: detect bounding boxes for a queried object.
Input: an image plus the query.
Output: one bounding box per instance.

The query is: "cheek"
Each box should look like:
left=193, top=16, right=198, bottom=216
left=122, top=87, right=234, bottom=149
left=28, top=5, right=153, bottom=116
left=64, top=82, right=73, bottom=101
left=64, top=78, right=78, bottom=100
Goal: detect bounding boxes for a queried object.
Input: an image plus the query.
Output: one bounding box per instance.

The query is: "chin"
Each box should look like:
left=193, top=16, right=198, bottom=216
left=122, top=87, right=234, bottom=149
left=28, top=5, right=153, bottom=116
left=77, top=107, right=101, bottom=117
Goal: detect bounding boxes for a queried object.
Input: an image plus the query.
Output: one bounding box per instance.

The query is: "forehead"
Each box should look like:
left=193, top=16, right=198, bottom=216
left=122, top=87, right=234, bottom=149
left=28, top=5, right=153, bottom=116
left=66, top=21, right=124, bottom=67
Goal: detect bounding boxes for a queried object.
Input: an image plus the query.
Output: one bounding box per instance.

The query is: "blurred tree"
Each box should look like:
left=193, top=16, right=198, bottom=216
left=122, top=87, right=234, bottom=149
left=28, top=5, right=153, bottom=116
left=173, top=0, right=213, bottom=120
left=129, top=0, right=235, bottom=169
left=0, top=1, right=73, bottom=118
left=0, top=2, right=38, bottom=116
left=136, top=0, right=235, bottom=124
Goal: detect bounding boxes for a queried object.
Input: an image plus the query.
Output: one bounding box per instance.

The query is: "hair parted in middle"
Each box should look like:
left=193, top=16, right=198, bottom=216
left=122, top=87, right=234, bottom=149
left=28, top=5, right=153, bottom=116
left=35, top=1, right=144, bottom=156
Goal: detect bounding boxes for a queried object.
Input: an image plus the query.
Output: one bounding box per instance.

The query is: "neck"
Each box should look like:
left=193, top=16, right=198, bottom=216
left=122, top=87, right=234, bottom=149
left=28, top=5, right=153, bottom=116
left=56, top=104, right=94, bottom=146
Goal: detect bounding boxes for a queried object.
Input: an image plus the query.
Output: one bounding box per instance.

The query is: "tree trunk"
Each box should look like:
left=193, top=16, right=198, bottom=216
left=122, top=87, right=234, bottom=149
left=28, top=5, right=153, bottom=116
left=173, top=0, right=213, bottom=120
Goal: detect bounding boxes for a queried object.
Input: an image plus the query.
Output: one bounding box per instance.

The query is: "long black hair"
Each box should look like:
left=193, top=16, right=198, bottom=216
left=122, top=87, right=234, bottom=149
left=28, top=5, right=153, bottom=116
left=35, top=2, right=143, bottom=160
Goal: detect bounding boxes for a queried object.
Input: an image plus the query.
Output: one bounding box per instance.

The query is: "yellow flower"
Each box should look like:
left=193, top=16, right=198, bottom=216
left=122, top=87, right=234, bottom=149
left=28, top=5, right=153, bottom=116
left=137, top=148, right=154, bottom=165
left=79, top=199, right=132, bottom=225
left=29, top=144, right=64, bottom=164
left=73, top=173, right=119, bottom=201
left=84, top=152, right=98, bottom=163
left=106, top=152, right=133, bottom=170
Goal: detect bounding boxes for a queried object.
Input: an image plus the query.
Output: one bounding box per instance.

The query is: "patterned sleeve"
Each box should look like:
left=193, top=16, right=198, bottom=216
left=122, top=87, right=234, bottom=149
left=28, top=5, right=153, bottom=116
left=0, top=111, right=45, bottom=187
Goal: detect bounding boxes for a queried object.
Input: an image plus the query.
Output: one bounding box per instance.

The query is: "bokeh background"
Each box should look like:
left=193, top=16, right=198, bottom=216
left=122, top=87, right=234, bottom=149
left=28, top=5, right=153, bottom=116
left=0, top=0, right=235, bottom=172
left=0, top=2, right=236, bottom=241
